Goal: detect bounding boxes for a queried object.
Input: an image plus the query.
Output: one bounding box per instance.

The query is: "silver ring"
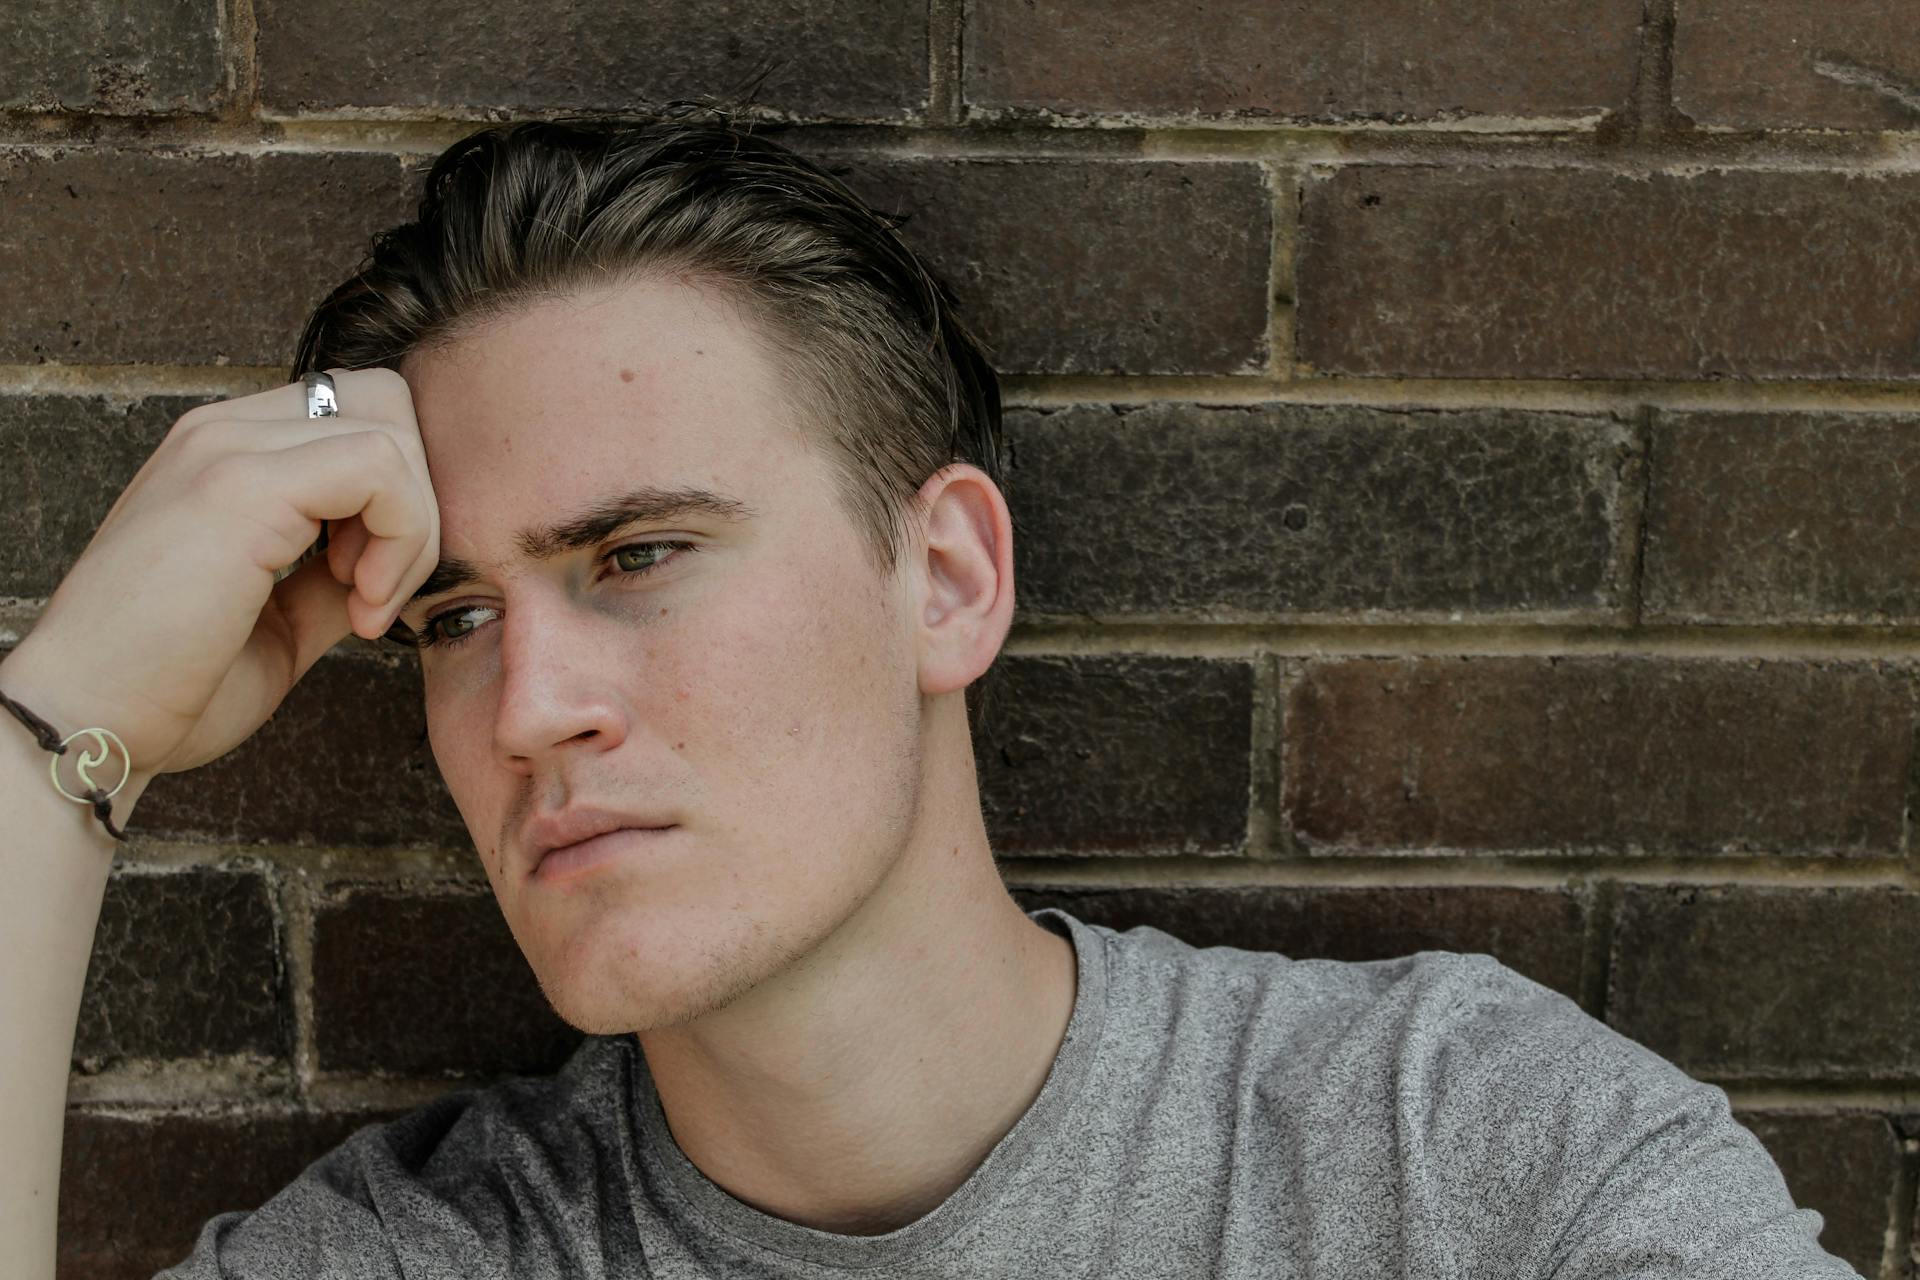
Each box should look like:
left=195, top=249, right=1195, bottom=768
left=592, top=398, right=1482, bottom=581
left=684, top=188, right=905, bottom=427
left=304, top=370, right=339, bottom=418
left=273, top=372, right=339, bottom=584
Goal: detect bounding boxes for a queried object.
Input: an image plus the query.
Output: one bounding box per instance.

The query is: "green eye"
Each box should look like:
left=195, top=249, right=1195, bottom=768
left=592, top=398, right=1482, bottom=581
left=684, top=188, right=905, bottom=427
left=416, top=539, right=697, bottom=651
left=612, top=543, right=674, bottom=573
left=441, top=610, right=483, bottom=640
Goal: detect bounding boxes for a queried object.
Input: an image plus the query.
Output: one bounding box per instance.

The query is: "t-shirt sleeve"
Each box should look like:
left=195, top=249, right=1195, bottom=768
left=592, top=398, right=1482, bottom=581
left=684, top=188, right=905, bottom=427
left=152, top=1134, right=409, bottom=1280
left=1417, top=955, right=1865, bottom=1280
left=150, top=1097, right=505, bottom=1280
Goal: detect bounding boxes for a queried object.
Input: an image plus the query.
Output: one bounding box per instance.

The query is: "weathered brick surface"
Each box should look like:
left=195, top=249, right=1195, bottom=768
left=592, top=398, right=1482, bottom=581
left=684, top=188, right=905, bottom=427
left=1285, top=658, right=1913, bottom=856
left=312, top=885, right=582, bottom=1076
left=74, top=868, right=285, bottom=1070
left=3, top=150, right=1268, bottom=378
left=0, top=150, right=416, bottom=367
left=256, top=0, right=926, bottom=121
left=1731, top=1109, right=1904, bottom=1278
left=968, top=0, right=1640, bottom=123
left=0, top=393, right=212, bottom=597
left=1006, top=404, right=1635, bottom=621
left=1012, top=884, right=1590, bottom=1005
left=825, top=157, right=1271, bottom=375
left=1609, top=886, right=1920, bottom=1080
left=976, top=655, right=1253, bottom=856
left=134, top=651, right=469, bottom=847
left=0, top=1, right=222, bottom=115
left=1674, top=0, right=1920, bottom=131
left=1645, top=410, right=1920, bottom=625
left=1297, top=167, right=1920, bottom=380
left=60, top=1107, right=399, bottom=1280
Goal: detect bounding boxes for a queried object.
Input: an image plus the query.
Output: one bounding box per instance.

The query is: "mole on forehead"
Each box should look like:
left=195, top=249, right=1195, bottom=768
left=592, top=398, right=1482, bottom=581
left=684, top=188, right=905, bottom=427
left=404, top=484, right=756, bottom=609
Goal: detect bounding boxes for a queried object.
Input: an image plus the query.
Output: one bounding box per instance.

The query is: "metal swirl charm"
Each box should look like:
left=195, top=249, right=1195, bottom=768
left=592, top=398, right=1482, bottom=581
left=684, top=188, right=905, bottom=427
left=50, top=726, right=132, bottom=803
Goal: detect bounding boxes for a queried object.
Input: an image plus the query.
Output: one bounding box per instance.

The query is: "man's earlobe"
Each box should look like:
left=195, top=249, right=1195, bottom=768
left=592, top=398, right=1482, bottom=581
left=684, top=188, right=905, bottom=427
left=915, top=464, right=1015, bottom=697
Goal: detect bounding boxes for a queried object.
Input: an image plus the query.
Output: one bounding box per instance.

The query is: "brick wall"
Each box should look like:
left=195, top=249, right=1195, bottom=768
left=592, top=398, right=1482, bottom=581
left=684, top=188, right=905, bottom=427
left=5, top=2, right=1918, bottom=1277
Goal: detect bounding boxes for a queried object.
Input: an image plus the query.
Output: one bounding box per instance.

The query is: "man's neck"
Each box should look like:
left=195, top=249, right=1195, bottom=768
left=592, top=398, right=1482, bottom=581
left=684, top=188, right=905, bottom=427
left=632, top=753, right=1078, bottom=1235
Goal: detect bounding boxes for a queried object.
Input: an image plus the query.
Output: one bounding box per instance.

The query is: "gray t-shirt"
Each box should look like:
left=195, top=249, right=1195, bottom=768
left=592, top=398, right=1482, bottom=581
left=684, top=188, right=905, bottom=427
left=159, top=906, right=1862, bottom=1278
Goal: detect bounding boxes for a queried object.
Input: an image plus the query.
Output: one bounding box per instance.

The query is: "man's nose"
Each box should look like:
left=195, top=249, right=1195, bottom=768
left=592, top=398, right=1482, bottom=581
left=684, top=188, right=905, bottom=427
left=489, top=595, right=632, bottom=765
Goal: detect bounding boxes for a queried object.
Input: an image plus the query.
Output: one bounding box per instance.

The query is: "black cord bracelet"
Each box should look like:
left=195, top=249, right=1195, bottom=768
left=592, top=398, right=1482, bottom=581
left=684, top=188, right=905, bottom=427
left=0, top=686, right=131, bottom=842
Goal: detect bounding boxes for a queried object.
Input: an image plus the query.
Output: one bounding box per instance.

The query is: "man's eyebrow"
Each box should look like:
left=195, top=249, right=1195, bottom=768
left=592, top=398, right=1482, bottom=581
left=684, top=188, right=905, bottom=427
left=402, top=485, right=755, bottom=609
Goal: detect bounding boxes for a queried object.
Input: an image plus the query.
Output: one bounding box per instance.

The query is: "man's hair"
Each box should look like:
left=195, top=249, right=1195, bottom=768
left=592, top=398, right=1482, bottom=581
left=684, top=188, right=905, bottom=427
left=290, top=110, right=1004, bottom=591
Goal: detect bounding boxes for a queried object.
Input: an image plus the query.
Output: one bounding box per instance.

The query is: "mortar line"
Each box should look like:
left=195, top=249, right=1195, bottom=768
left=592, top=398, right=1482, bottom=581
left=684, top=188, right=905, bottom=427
left=1718, top=1084, right=1920, bottom=1110
left=23, top=363, right=1920, bottom=417
left=1880, top=1139, right=1916, bottom=1280
left=1627, top=405, right=1655, bottom=628
left=926, top=0, right=965, bottom=127
left=276, top=865, right=319, bottom=1104
left=1905, top=672, right=1920, bottom=861
left=1261, top=160, right=1296, bottom=379
left=1631, top=0, right=1684, bottom=138
left=226, top=0, right=261, bottom=125
left=17, top=601, right=1920, bottom=661
left=1243, top=649, right=1282, bottom=860
left=98, top=846, right=1920, bottom=889
left=996, top=626, right=1920, bottom=660
left=21, top=111, right=1920, bottom=167
left=1000, top=858, right=1920, bottom=889
left=1578, top=875, right=1620, bottom=1020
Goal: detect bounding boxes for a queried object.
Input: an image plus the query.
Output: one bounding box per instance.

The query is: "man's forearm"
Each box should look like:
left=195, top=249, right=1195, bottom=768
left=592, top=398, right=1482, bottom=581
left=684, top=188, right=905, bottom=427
left=0, top=656, right=153, bottom=1279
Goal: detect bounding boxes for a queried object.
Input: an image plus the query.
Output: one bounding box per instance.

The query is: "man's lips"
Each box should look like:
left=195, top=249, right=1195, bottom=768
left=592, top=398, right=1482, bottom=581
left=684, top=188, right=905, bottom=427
left=533, top=825, right=678, bottom=883
left=523, top=806, right=677, bottom=877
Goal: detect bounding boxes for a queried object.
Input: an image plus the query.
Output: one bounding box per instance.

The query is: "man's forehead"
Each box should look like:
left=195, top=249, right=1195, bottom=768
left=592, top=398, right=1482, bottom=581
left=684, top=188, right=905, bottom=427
left=402, top=278, right=811, bottom=491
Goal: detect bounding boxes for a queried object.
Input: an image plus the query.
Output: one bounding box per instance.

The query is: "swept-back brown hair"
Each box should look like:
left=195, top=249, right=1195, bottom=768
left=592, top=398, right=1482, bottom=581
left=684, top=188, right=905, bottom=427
left=290, top=110, right=1004, bottom=596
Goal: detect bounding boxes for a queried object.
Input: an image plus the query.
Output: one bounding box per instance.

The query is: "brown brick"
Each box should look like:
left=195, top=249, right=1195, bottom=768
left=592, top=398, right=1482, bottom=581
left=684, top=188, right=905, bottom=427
left=0, top=149, right=415, bottom=367
left=1731, top=1109, right=1903, bottom=1278
left=968, top=0, right=1640, bottom=123
left=1285, top=658, right=1913, bottom=856
left=1609, top=885, right=1920, bottom=1080
left=133, top=650, right=468, bottom=847
left=0, top=394, right=212, bottom=596
left=60, top=1107, right=396, bottom=1280
left=0, top=1, right=223, bottom=115
left=311, top=885, right=581, bottom=1077
left=1646, top=410, right=1920, bottom=625
left=977, top=655, right=1253, bottom=856
left=1297, top=167, right=1920, bottom=380
left=1007, top=404, right=1635, bottom=621
left=1674, top=0, right=1920, bottom=130
left=825, top=157, right=1271, bottom=375
left=74, top=868, right=285, bottom=1070
left=3, top=149, right=1268, bottom=378
left=1013, top=884, right=1590, bottom=1005
left=256, top=0, right=925, bottom=121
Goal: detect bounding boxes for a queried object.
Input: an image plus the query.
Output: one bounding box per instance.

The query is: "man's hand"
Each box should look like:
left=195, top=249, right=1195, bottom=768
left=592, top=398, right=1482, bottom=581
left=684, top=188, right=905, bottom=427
left=2, top=367, right=441, bottom=782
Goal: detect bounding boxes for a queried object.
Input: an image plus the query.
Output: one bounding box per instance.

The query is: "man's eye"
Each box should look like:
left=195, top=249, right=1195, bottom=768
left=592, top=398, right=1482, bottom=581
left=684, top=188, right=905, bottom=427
left=418, top=610, right=499, bottom=652
left=412, top=537, right=698, bottom=652
left=609, top=542, right=679, bottom=574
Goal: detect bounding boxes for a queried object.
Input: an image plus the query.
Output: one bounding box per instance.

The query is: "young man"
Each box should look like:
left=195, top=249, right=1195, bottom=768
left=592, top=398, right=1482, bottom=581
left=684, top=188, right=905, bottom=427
left=0, top=118, right=1861, bottom=1277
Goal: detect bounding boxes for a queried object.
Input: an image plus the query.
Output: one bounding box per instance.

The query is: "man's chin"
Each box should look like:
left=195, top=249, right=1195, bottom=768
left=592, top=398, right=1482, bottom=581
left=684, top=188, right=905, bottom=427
left=523, top=915, right=777, bottom=1036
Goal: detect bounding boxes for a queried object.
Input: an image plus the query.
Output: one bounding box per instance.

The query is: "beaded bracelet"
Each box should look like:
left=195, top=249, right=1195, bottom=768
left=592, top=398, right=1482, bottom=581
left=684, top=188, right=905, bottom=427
left=0, top=686, right=131, bottom=842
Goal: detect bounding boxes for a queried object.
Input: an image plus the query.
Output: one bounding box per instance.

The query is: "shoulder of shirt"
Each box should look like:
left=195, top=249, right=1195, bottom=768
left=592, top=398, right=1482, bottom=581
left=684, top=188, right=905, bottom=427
left=321, top=1033, right=635, bottom=1193
left=154, top=1038, right=636, bottom=1276
left=1089, top=915, right=1690, bottom=1094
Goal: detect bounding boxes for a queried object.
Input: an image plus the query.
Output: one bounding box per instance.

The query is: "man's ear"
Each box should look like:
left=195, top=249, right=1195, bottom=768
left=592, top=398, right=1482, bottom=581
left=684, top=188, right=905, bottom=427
left=912, top=463, right=1014, bottom=697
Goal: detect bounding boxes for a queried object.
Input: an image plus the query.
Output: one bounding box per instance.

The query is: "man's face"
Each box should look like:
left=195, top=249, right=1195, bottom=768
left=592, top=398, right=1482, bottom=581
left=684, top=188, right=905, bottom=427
left=397, top=275, right=928, bottom=1034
